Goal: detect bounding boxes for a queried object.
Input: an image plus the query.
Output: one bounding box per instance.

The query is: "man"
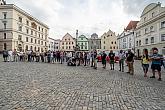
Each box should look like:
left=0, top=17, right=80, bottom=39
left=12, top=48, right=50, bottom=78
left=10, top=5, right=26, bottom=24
left=102, top=51, right=107, bottom=69
left=118, top=50, right=125, bottom=72
left=126, top=49, right=134, bottom=75
left=109, top=50, right=115, bottom=70
left=93, top=50, right=97, bottom=69
left=40, top=50, right=45, bottom=62
left=8, top=49, right=13, bottom=62
left=150, top=48, right=163, bottom=81
left=84, top=52, right=87, bottom=66
left=36, top=50, right=40, bottom=62
left=3, top=49, right=8, bottom=62
left=13, top=49, right=18, bottom=62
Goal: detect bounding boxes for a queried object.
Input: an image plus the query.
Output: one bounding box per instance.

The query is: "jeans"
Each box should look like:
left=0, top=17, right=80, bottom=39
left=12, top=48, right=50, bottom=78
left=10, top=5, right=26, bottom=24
left=119, top=59, right=124, bottom=71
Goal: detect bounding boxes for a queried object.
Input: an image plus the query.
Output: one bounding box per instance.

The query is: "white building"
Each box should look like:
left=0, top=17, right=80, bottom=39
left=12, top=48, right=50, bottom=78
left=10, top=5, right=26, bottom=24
left=48, top=37, right=60, bottom=51
left=0, top=3, right=49, bottom=52
left=135, top=2, right=165, bottom=57
left=118, top=21, right=139, bottom=52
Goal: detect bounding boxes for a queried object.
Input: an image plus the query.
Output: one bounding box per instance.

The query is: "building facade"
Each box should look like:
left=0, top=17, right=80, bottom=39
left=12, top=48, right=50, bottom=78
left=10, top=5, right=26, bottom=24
left=60, top=33, right=75, bottom=52
left=118, top=21, right=139, bottom=51
left=135, top=2, right=165, bottom=57
left=101, top=30, right=118, bottom=51
left=48, top=37, right=55, bottom=51
left=88, top=33, right=101, bottom=51
left=77, top=35, right=89, bottom=51
left=54, top=39, right=60, bottom=51
left=0, top=4, right=49, bottom=52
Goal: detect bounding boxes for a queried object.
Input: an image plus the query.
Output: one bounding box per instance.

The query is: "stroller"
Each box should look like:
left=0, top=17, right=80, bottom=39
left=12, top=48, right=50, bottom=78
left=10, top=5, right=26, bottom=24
left=67, top=57, right=76, bottom=66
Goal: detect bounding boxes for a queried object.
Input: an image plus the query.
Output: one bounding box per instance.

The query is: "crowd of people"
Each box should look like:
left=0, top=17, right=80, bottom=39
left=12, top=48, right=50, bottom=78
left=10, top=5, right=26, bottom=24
left=2, top=47, right=165, bottom=81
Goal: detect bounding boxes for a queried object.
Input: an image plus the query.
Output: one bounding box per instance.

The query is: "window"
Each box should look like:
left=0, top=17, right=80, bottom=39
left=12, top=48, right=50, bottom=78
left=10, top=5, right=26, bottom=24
left=151, top=37, right=154, bottom=43
left=65, top=39, right=67, bottom=41
left=42, top=35, right=43, bottom=39
left=18, top=17, right=22, bottom=23
left=129, top=43, right=131, bottom=48
left=81, top=38, right=83, bottom=40
left=31, top=38, right=33, bottom=43
left=26, top=29, right=29, bottom=34
left=4, top=33, right=6, bottom=39
left=39, top=34, right=40, bottom=38
left=150, top=26, right=154, bottom=32
left=4, top=22, right=6, bottom=29
left=3, top=13, right=7, bottom=19
left=26, top=20, right=29, bottom=26
left=145, top=28, right=148, bottom=34
left=66, top=42, right=68, bottom=45
left=152, top=12, right=155, bottom=17
left=115, top=41, right=116, bottom=44
left=62, top=42, right=64, bottom=45
left=4, top=43, right=7, bottom=50
left=72, top=42, right=73, bottom=44
left=161, top=34, right=165, bottom=41
left=85, top=42, right=87, bottom=45
left=69, top=46, right=70, bottom=49
left=104, top=41, right=105, bottom=44
left=25, top=45, right=28, bottom=51
left=85, top=46, right=87, bottom=49
left=39, top=26, right=40, bottom=31
left=38, top=40, right=40, bottom=44
left=45, top=42, right=47, bottom=46
left=31, top=30, right=33, bottom=35
left=34, top=47, right=36, bottom=51
left=62, top=46, right=64, bottom=49
left=69, top=42, right=70, bottom=45
left=18, top=25, right=22, bottom=31
left=111, top=42, right=113, bottom=44
left=66, top=46, right=68, bottom=49
left=42, top=28, right=43, bottom=32
left=68, top=38, right=70, bottom=41
left=35, top=39, right=37, bottom=44
left=18, top=35, right=22, bottom=41
left=104, top=46, right=105, bottom=49
left=81, top=46, right=83, bottom=49
left=41, top=41, right=43, bottom=45
left=110, top=46, right=112, bottom=49
left=113, top=46, right=115, bottom=49
left=26, top=37, right=28, bottom=42
left=38, top=47, right=40, bottom=51
left=104, top=36, right=106, bottom=39
left=161, top=21, right=165, bottom=28
left=136, top=41, right=138, bottom=46
left=145, top=38, right=148, bottom=44
left=139, top=40, right=141, bottom=46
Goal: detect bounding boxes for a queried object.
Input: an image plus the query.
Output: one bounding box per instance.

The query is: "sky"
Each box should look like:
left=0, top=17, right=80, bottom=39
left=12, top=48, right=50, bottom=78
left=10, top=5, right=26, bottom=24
left=8, top=0, right=165, bottom=39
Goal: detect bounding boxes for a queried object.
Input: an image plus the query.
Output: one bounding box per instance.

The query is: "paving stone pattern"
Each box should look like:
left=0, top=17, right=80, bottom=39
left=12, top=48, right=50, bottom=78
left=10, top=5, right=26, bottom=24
left=0, top=61, right=165, bottom=110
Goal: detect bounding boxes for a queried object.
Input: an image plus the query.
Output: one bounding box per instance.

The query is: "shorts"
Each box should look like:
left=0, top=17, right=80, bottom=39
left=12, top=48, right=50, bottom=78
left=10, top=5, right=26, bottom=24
left=142, top=64, right=149, bottom=70
left=151, top=64, right=161, bottom=71
left=110, top=60, right=114, bottom=64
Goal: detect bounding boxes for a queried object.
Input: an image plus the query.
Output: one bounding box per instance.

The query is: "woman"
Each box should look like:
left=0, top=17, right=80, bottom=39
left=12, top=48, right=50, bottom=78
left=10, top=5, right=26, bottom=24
left=141, top=49, right=150, bottom=77
left=102, top=51, right=107, bottom=69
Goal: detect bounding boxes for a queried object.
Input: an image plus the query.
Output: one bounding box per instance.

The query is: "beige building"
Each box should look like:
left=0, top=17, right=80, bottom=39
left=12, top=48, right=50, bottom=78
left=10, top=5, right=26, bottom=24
left=60, top=33, right=76, bottom=52
left=101, top=30, right=118, bottom=51
left=0, top=3, right=49, bottom=52
left=135, top=2, right=165, bottom=57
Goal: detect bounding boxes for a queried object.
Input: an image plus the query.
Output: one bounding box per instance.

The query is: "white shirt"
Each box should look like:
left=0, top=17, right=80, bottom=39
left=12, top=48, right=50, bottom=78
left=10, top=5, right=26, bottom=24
left=8, top=51, right=13, bottom=56
left=118, top=52, right=125, bottom=60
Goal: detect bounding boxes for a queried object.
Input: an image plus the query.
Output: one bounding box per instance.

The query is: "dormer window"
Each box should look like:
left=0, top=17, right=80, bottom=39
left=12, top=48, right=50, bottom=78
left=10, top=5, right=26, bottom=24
left=18, top=17, right=22, bottom=23
left=152, top=12, right=155, bottom=17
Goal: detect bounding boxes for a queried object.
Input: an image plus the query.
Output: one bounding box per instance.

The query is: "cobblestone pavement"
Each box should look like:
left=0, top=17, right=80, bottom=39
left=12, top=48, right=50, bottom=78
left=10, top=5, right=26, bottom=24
left=0, top=60, right=165, bottom=110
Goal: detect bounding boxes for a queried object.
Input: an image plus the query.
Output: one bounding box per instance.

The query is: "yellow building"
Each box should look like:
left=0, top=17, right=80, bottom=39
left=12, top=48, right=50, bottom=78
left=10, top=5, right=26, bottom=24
left=101, top=30, right=118, bottom=51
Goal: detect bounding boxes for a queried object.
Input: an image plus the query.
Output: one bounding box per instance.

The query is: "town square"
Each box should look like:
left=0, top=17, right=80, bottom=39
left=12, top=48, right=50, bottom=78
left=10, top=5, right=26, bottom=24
left=0, top=0, right=165, bottom=110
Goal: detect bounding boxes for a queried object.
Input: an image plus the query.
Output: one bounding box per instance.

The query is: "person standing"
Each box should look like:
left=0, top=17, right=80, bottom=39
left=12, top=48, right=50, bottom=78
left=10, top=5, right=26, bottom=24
left=60, top=51, right=64, bottom=64
left=118, top=50, right=125, bottom=72
left=84, top=52, right=87, bottom=66
left=90, top=51, right=94, bottom=67
left=3, top=49, right=8, bottom=62
left=150, top=48, right=163, bottom=81
left=102, top=51, right=107, bottom=69
left=87, top=52, right=91, bottom=66
left=13, top=49, right=18, bottom=62
left=109, top=50, right=115, bottom=70
left=126, top=49, right=134, bottom=75
left=36, top=50, right=40, bottom=62
left=47, top=51, right=51, bottom=63
left=93, top=50, right=97, bottom=69
left=141, top=49, right=150, bottom=77
left=8, top=50, right=13, bottom=62
left=40, top=51, right=45, bottom=62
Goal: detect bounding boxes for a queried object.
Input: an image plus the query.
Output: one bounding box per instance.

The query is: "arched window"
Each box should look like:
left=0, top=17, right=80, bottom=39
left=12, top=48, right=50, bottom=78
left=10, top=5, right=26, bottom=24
left=34, top=47, right=36, bottom=51
left=30, top=46, right=33, bottom=50
left=4, top=43, right=7, bottom=50
left=25, top=45, right=28, bottom=51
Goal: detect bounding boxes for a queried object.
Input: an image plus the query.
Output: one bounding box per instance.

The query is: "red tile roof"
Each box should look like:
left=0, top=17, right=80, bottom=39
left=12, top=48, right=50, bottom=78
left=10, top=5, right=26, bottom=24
left=125, top=21, right=139, bottom=31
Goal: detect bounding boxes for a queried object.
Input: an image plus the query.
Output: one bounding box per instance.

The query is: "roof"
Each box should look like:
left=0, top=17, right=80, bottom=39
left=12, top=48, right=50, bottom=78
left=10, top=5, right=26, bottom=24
left=125, top=21, right=139, bottom=31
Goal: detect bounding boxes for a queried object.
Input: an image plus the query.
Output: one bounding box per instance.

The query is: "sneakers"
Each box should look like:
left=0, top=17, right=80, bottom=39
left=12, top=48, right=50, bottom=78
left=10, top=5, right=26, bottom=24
left=150, top=76, right=156, bottom=78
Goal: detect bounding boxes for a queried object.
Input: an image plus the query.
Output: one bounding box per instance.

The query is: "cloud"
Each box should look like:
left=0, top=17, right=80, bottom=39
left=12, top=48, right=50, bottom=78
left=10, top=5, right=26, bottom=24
left=7, top=0, right=165, bottom=39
